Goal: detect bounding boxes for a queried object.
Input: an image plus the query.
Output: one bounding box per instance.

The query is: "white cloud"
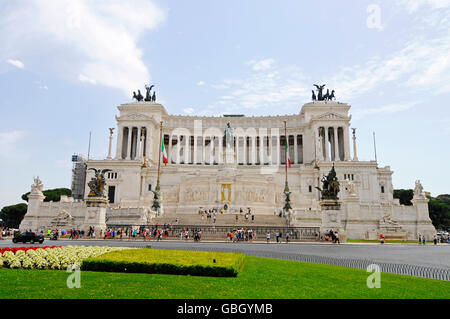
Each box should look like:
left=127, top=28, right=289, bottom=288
left=1, top=0, right=166, bottom=96
left=183, top=108, right=195, bottom=114
left=396, top=0, right=450, bottom=12
left=79, top=74, right=97, bottom=85
left=247, top=58, right=276, bottom=71
left=0, top=131, right=25, bottom=154
left=6, top=59, right=24, bottom=69
left=204, top=64, right=310, bottom=114
left=38, top=85, right=49, bottom=90
left=353, top=102, right=418, bottom=120
left=197, top=81, right=205, bottom=86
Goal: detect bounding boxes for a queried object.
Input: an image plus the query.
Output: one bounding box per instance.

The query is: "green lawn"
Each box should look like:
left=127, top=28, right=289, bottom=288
left=0, top=256, right=448, bottom=299
left=81, top=249, right=245, bottom=277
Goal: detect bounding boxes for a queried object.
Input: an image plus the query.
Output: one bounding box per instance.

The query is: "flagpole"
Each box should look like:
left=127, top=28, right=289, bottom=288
left=284, top=120, right=289, bottom=193
left=156, top=121, right=163, bottom=192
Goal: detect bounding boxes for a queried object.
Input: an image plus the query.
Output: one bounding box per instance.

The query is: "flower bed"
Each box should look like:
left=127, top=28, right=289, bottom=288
left=0, top=246, right=61, bottom=254
left=81, top=249, right=246, bottom=277
left=0, top=245, right=127, bottom=270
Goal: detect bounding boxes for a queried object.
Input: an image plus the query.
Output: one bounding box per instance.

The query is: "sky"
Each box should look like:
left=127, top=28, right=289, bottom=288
left=0, top=0, right=449, bottom=208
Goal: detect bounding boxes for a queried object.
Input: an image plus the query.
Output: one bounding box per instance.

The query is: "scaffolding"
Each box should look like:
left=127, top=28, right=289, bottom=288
left=71, top=154, right=87, bottom=200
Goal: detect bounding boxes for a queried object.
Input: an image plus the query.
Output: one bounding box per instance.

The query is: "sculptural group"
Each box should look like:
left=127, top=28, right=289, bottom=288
left=133, top=84, right=156, bottom=102
left=316, top=165, right=340, bottom=200
left=87, top=168, right=112, bottom=197
left=312, top=84, right=336, bottom=101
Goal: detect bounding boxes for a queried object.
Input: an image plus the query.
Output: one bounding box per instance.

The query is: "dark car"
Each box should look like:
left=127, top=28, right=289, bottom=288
left=12, top=232, right=44, bottom=244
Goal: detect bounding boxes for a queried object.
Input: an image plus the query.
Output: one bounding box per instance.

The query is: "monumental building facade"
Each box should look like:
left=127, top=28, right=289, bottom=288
left=20, top=97, right=436, bottom=240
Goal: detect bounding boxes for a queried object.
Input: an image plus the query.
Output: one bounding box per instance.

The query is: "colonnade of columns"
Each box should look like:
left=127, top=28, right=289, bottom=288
left=163, top=133, right=304, bottom=166
left=116, top=126, right=153, bottom=160
left=317, top=126, right=350, bottom=161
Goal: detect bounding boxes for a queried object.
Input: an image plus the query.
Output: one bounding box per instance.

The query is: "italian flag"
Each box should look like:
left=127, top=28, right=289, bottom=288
left=161, top=137, right=167, bottom=166
left=286, top=142, right=291, bottom=168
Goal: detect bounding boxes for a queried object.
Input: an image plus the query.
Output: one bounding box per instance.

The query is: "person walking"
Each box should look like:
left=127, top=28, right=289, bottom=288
left=286, top=232, right=290, bottom=243
left=418, top=234, right=422, bottom=245
left=275, top=231, right=279, bottom=243
left=266, top=232, right=271, bottom=243
left=335, top=231, right=340, bottom=244
left=433, top=235, right=438, bottom=245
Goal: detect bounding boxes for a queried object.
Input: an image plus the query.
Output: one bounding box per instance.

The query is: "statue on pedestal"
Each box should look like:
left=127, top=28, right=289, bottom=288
left=224, top=123, right=234, bottom=149
left=31, top=176, right=44, bottom=195
left=414, top=180, right=424, bottom=197
left=87, top=168, right=112, bottom=197
left=316, top=165, right=340, bottom=200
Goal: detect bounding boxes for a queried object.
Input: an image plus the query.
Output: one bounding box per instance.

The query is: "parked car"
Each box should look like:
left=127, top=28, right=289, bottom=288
left=12, top=232, right=44, bottom=244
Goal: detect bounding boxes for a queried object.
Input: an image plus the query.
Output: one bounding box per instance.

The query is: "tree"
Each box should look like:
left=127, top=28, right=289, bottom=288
left=393, top=189, right=413, bottom=206
left=427, top=194, right=450, bottom=231
left=21, top=188, right=72, bottom=203
left=0, top=204, right=28, bottom=228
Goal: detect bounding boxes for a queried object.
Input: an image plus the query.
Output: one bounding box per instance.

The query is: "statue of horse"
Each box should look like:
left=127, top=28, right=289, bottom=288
left=323, top=89, right=330, bottom=101
left=329, top=90, right=336, bottom=101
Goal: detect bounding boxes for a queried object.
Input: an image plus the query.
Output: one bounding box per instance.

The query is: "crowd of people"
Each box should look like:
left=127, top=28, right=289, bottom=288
left=322, top=230, right=340, bottom=244
left=226, top=228, right=256, bottom=242
left=198, top=207, right=256, bottom=223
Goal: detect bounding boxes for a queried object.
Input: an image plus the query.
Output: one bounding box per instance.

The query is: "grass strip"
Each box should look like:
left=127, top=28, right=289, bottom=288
left=81, top=249, right=245, bottom=277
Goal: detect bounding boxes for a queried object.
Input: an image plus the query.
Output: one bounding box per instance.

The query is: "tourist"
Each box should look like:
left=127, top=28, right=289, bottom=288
left=335, top=231, right=340, bottom=244
left=266, top=232, right=270, bottom=243
left=275, top=231, right=280, bottom=243
left=380, top=234, right=385, bottom=244
left=433, top=235, right=437, bottom=245
left=418, top=234, right=422, bottom=245
left=423, top=236, right=426, bottom=245
left=286, top=232, right=290, bottom=243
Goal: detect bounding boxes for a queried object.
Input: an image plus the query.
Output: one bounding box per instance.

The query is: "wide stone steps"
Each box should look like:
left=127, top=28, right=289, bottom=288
left=151, top=212, right=288, bottom=227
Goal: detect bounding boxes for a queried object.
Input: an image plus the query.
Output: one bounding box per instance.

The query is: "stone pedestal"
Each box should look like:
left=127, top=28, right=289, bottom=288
left=320, top=199, right=343, bottom=233
left=83, top=197, right=108, bottom=232
left=223, top=148, right=235, bottom=165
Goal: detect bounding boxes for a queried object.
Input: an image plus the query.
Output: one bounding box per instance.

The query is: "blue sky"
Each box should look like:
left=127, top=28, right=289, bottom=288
left=0, top=0, right=449, bottom=207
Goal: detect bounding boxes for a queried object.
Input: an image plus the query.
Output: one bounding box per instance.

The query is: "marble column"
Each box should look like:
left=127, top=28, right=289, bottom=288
left=126, top=127, right=132, bottom=160
left=185, top=134, right=189, bottom=164
left=352, top=128, right=358, bottom=161
left=202, top=136, right=206, bottom=165
left=251, top=136, right=256, bottom=165
left=324, top=127, right=330, bottom=162
left=169, top=134, right=173, bottom=164
left=294, top=134, right=298, bottom=164
left=136, top=127, right=142, bottom=159
left=176, top=135, right=180, bottom=164
left=276, top=135, right=280, bottom=165
left=145, top=126, right=151, bottom=160
left=343, top=126, right=350, bottom=161
left=115, top=126, right=123, bottom=160
left=236, top=135, right=239, bottom=164
left=218, top=134, right=223, bottom=164
left=243, top=136, right=247, bottom=164
left=334, top=127, right=339, bottom=161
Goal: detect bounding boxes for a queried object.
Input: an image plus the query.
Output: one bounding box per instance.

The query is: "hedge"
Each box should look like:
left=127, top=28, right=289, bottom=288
left=81, top=249, right=245, bottom=277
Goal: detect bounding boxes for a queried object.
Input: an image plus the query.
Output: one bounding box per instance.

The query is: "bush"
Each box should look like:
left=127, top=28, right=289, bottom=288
left=81, top=249, right=245, bottom=277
